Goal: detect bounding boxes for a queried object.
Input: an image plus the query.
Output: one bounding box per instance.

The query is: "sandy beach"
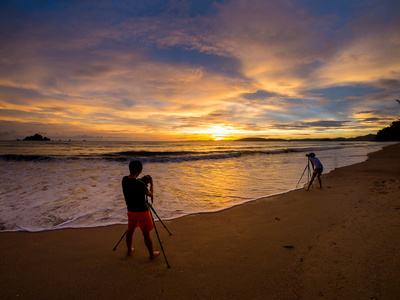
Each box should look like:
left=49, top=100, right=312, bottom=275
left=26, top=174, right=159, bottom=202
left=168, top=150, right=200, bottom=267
left=1, top=143, right=399, bottom=299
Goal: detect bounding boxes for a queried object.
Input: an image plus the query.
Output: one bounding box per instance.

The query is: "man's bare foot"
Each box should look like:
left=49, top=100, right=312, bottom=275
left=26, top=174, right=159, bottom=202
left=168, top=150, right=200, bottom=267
left=150, top=251, right=161, bottom=260
left=127, top=248, right=134, bottom=256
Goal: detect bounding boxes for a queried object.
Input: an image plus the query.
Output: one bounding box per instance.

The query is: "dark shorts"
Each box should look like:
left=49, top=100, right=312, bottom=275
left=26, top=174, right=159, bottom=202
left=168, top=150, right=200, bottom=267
left=314, top=167, right=323, bottom=175
left=127, top=211, right=154, bottom=233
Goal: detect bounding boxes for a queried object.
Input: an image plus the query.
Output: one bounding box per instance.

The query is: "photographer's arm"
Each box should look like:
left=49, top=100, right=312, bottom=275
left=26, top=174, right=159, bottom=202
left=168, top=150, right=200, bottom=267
left=146, top=177, right=154, bottom=197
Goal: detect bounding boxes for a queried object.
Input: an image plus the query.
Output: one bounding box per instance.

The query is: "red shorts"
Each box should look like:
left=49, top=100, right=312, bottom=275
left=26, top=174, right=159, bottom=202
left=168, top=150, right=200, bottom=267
left=127, top=211, right=154, bottom=233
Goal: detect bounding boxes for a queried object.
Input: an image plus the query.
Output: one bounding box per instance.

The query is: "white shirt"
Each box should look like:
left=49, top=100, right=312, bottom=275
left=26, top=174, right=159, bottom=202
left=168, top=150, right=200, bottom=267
left=310, top=157, right=323, bottom=169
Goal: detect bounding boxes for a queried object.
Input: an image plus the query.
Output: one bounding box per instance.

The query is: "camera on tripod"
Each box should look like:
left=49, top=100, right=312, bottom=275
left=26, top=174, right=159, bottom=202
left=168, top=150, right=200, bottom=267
left=139, top=175, right=153, bottom=204
left=139, top=174, right=152, bottom=185
left=305, top=153, right=315, bottom=158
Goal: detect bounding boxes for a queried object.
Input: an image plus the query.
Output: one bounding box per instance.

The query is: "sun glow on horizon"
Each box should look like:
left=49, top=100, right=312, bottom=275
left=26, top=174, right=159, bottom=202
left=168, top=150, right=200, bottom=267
left=198, top=125, right=238, bottom=141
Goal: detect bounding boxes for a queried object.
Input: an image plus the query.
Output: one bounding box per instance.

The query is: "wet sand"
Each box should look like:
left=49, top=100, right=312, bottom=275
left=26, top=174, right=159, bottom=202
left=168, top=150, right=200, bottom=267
left=1, top=143, right=399, bottom=299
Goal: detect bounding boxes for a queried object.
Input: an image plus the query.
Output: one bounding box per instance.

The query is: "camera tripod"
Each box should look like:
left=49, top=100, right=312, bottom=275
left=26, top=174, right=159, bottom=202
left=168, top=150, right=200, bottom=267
left=296, top=158, right=312, bottom=188
left=113, top=196, right=172, bottom=268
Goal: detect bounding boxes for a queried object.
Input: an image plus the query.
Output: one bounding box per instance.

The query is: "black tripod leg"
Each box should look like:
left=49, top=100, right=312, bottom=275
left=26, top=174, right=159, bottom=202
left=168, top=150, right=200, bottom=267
left=113, top=229, right=128, bottom=251
left=296, top=164, right=309, bottom=187
left=149, top=210, right=171, bottom=268
left=149, top=205, right=172, bottom=236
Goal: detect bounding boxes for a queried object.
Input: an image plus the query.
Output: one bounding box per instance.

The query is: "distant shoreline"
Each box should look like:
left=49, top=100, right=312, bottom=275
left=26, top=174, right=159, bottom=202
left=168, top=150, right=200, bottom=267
left=235, top=134, right=377, bottom=142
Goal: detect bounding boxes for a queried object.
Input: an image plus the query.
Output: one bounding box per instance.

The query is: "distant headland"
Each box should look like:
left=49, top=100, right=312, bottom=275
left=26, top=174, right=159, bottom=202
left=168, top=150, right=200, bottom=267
left=21, top=134, right=51, bottom=141
left=235, top=134, right=376, bottom=142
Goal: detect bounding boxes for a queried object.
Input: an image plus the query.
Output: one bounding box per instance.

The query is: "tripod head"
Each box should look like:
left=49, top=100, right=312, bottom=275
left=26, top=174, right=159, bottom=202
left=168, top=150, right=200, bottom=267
left=140, top=174, right=153, bottom=205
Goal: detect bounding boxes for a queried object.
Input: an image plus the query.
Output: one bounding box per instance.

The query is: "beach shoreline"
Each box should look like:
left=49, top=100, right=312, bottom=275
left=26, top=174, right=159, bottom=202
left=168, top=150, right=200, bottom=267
left=1, top=142, right=399, bottom=299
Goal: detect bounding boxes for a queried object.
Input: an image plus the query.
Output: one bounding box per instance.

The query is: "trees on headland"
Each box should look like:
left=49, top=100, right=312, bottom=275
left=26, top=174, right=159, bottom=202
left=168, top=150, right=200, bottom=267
left=22, top=134, right=51, bottom=141
left=375, top=120, right=400, bottom=141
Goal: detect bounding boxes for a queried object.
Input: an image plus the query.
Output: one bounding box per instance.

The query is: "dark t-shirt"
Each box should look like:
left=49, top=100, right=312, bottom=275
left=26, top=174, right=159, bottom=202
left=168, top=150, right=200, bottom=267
left=122, top=176, right=149, bottom=212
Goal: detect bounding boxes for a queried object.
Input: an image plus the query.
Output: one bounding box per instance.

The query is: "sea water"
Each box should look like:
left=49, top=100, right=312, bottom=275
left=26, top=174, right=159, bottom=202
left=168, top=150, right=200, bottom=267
left=0, top=140, right=392, bottom=232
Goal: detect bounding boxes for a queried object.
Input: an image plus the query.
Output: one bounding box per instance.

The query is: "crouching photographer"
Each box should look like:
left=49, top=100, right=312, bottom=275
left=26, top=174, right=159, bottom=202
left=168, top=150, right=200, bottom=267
left=121, top=160, right=160, bottom=260
left=305, top=153, right=323, bottom=191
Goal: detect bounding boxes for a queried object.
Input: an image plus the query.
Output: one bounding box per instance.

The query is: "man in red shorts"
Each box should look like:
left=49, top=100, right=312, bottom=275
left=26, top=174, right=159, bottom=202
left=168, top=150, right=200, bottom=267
left=122, top=160, right=160, bottom=259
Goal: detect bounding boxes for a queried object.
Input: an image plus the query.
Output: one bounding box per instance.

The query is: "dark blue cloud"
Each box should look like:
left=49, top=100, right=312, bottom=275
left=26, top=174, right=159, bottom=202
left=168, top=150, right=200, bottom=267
left=295, top=0, right=362, bottom=21
left=149, top=45, right=242, bottom=77
left=0, top=0, right=228, bottom=23
left=377, top=78, right=400, bottom=91
left=293, top=60, right=324, bottom=78
left=295, top=0, right=400, bottom=24
left=189, top=0, right=229, bottom=17
left=285, top=98, right=320, bottom=105
left=273, top=120, right=350, bottom=130
left=307, top=85, right=385, bottom=100
left=242, top=90, right=278, bottom=100
left=1, top=0, right=169, bottom=18
left=0, top=86, right=48, bottom=105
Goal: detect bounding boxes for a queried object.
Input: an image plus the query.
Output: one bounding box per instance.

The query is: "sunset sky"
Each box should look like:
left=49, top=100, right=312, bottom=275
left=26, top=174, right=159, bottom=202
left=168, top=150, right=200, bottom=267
left=1, top=0, right=399, bottom=141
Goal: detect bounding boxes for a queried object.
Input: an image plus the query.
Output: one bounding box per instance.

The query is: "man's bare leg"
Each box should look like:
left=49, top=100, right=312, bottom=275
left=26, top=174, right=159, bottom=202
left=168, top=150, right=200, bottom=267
left=143, top=231, right=160, bottom=259
left=317, top=173, right=322, bottom=188
left=126, top=229, right=135, bottom=256
left=306, top=173, right=316, bottom=191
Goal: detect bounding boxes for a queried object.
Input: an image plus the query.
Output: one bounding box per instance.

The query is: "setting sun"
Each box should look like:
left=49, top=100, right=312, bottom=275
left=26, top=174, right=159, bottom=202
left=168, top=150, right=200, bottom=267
left=201, top=125, right=235, bottom=141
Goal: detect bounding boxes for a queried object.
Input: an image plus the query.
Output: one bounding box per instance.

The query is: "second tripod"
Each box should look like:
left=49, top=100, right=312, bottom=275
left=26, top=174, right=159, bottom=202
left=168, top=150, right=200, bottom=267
left=296, top=159, right=312, bottom=188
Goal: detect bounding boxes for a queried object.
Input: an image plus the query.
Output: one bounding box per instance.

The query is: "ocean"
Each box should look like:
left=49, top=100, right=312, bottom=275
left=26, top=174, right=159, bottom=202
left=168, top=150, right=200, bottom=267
left=0, top=140, right=392, bottom=232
